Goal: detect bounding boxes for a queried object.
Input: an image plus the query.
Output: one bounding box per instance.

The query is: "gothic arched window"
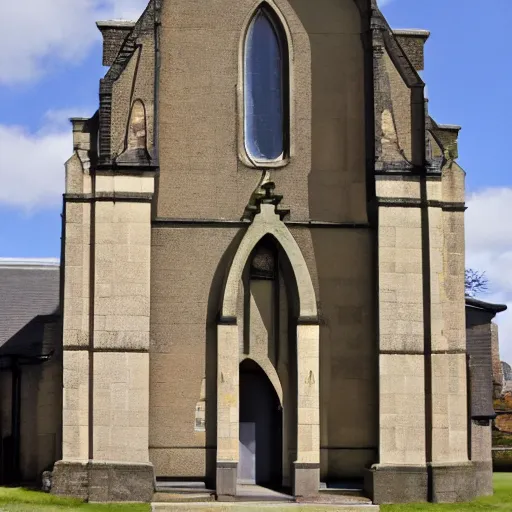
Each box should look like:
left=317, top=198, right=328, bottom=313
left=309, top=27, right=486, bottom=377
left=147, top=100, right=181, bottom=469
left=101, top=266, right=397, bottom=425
left=244, top=5, right=289, bottom=164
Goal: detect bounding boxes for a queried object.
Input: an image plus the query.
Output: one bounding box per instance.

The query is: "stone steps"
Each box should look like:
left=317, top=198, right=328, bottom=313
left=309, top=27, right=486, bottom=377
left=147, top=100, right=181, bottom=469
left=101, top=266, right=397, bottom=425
left=154, top=482, right=215, bottom=502
left=320, top=488, right=365, bottom=498
left=319, top=480, right=366, bottom=498
left=152, top=482, right=377, bottom=510
left=152, top=504, right=379, bottom=511
left=153, top=492, right=216, bottom=503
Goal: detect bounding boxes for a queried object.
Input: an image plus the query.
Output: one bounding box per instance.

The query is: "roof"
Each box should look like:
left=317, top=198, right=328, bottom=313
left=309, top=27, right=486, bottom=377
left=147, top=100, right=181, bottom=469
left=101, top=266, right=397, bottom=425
left=0, top=259, right=60, bottom=357
left=465, top=297, right=508, bottom=314
left=0, top=258, right=59, bottom=269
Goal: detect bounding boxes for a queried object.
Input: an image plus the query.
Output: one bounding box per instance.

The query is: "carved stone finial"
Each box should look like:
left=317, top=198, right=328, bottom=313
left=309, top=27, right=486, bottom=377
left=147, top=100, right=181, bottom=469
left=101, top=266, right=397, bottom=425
left=243, top=172, right=290, bottom=221
left=260, top=182, right=281, bottom=204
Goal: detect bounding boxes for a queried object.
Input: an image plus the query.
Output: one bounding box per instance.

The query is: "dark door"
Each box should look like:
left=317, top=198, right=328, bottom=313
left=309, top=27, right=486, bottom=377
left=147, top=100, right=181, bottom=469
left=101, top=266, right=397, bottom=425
left=239, top=359, right=282, bottom=488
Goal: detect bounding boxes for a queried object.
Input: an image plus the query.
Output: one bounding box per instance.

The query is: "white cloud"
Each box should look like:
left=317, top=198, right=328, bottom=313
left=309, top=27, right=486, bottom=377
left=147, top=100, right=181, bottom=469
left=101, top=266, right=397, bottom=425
left=0, top=0, right=149, bottom=85
left=0, top=109, right=92, bottom=210
left=466, top=187, right=512, bottom=364
left=108, top=0, right=151, bottom=19
left=1, top=0, right=398, bottom=85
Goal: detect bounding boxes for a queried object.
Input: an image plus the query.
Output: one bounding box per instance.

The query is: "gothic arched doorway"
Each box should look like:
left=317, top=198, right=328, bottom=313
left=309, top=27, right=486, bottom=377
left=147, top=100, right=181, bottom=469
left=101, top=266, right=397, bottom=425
left=238, top=359, right=282, bottom=488
left=216, top=200, right=320, bottom=500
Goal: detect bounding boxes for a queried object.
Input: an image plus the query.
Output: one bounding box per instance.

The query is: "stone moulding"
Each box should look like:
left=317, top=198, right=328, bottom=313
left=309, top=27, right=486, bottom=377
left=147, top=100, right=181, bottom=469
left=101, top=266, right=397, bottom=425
left=216, top=189, right=321, bottom=500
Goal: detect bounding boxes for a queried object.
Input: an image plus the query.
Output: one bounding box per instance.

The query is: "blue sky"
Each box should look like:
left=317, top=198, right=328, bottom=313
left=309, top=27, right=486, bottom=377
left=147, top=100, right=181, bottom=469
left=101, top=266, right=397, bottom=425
left=1, top=0, right=511, bottom=359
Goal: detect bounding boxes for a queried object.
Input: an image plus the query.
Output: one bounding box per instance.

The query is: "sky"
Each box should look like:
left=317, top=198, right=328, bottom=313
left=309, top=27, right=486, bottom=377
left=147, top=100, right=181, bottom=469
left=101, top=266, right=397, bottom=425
left=0, top=0, right=511, bottom=361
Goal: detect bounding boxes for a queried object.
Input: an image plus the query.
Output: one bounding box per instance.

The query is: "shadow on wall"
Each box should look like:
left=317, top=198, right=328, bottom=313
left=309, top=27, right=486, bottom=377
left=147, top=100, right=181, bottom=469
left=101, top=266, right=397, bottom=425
left=0, top=312, right=62, bottom=486
left=296, top=0, right=367, bottom=224
left=308, top=228, right=378, bottom=481
left=297, top=0, right=377, bottom=481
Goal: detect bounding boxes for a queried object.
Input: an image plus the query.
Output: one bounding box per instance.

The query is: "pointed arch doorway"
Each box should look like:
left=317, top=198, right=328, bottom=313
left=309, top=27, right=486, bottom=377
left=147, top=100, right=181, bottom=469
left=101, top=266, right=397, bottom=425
left=216, top=198, right=320, bottom=500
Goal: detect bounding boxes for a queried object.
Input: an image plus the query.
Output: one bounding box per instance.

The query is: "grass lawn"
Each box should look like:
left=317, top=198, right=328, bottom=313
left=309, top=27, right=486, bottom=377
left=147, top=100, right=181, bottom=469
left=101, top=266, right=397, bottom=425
left=0, top=487, right=150, bottom=512
left=382, top=473, right=512, bottom=511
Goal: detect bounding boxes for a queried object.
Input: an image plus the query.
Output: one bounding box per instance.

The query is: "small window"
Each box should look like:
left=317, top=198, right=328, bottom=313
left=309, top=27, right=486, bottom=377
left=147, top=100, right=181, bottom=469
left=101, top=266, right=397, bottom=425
left=244, top=6, right=289, bottom=164
left=250, top=239, right=277, bottom=280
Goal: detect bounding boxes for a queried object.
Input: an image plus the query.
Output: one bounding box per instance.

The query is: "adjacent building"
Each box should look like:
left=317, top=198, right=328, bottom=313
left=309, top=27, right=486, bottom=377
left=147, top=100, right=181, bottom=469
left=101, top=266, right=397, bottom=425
left=465, top=298, right=507, bottom=490
left=0, top=259, right=61, bottom=486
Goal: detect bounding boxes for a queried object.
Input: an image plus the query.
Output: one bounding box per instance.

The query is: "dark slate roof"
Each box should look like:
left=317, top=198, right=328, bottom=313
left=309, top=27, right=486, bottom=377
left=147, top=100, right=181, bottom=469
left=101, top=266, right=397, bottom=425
left=466, top=297, right=508, bottom=314
left=0, top=259, right=60, bottom=357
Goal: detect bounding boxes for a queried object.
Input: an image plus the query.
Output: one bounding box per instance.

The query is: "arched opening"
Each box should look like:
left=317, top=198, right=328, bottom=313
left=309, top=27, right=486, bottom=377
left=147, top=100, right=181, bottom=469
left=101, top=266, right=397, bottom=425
left=126, top=99, right=147, bottom=152
left=244, top=4, right=289, bottom=164
left=216, top=203, right=319, bottom=499
left=238, top=235, right=298, bottom=490
left=116, top=99, right=150, bottom=164
left=238, top=359, right=282, bottom=488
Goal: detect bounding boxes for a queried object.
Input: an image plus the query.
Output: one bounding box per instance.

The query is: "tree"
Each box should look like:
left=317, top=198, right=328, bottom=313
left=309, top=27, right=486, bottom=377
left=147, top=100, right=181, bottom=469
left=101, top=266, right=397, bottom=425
left=465, top=268, right=489, bottom=298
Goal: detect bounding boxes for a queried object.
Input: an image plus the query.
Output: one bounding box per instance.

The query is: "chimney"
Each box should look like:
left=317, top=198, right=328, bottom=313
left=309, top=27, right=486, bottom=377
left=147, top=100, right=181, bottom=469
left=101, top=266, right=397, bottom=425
left=70, top=118, right=92, bottom=151
left=96, top=20, right=136, bottom=67
left=393, top=29, right=430, bottom=72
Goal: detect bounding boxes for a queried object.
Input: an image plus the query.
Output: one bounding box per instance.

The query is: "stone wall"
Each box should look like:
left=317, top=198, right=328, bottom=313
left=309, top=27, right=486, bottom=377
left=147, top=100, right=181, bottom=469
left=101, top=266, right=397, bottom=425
left=156, top=0, right=367, bottom=223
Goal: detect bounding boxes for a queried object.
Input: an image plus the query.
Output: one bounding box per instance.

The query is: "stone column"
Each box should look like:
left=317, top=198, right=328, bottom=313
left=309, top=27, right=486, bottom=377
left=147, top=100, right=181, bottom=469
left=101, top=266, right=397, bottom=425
left=52, top=123, right=155, bottom=501
left=88, top=174, right=154, bottom=502
left=216, top=323, right=239, bottom=501
left=54, top=120, right=93, bottom=498
left=293, top=323, right=320, bottom=497
left=365, top=175, right=428, bottom=504
left=426, top=175, right=473, bottom=503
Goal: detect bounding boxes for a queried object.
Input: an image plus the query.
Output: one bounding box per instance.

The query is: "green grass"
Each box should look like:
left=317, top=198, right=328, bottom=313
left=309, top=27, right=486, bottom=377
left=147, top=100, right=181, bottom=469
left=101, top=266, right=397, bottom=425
left=382, top=473, right=512, bottom=511
left=0, top=487, right=150, bottom=512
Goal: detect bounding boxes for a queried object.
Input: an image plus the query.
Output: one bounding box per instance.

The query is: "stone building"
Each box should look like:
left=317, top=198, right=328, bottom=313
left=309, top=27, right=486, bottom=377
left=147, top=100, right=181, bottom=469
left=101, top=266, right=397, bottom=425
left=22, top=0, right=498, bottom=505
left=0, top=259, right=61, bottom=486
left=465, top=298, right=507, bottom=490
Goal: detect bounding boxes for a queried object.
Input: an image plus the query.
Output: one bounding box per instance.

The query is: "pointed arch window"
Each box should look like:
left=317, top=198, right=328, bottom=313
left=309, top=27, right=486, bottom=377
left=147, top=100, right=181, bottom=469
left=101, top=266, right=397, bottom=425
left=244, top=5, right=289, bottom=164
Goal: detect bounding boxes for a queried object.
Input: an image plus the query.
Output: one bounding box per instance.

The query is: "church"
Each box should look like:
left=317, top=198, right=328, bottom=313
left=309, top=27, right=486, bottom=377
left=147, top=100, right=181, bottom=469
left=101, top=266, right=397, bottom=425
left=0, top=0, right=502, bottom=506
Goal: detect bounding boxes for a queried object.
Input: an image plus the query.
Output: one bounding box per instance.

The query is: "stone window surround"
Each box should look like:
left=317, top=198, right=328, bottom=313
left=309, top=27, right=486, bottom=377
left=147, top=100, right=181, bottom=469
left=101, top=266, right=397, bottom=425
left=237, top=0, right=294, bottom=170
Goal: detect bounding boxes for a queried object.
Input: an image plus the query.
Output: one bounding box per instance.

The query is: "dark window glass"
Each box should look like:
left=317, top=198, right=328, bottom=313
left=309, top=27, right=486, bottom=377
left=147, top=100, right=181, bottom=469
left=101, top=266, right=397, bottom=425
left=244, top=7, right=287, bottom=162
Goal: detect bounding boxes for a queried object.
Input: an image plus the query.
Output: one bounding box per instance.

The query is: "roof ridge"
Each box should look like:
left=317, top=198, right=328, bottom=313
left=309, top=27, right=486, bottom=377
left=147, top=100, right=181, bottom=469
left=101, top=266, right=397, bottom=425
left=0, top=258, right=60, bottom=268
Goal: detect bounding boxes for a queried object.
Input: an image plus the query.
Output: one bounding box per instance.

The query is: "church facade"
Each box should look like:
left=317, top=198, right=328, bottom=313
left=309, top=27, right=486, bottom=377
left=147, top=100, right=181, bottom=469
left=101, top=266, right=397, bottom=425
left=49, top=0, right=485, bottom=504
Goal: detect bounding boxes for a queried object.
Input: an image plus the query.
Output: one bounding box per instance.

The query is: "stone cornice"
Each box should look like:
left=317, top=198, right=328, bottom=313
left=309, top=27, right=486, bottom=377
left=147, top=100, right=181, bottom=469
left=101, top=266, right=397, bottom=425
left=64, top=192, right=153, bottom=203
left=377, top=197, right=466, bottom=211
left=152, top=218, right=371, bottom=229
